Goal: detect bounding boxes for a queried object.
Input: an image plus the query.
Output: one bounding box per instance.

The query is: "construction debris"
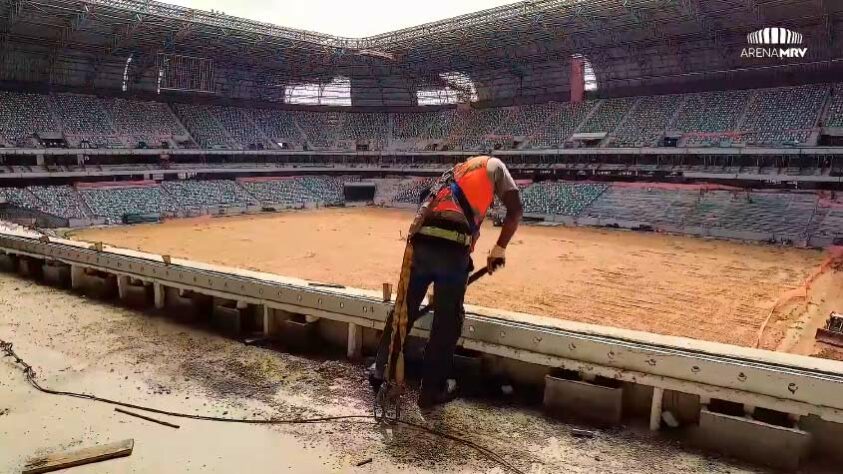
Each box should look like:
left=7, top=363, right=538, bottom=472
left=571, top=429, right=595, bottom=439
left=23, top=439, right=134, bottom=474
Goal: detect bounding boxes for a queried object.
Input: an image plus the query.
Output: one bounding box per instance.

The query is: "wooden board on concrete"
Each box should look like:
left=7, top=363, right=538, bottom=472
left=23, top=439, right=134, bottom=474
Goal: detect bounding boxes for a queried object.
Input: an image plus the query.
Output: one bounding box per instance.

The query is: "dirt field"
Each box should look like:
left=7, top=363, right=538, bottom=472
left=72, top=207, right=843, bottom=351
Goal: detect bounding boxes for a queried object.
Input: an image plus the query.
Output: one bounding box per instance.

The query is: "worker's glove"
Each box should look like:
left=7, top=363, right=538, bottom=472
left=487, top=245, right=506, bottom=274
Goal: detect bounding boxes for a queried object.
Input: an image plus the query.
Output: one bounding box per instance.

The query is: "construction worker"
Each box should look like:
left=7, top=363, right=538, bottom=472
left=370, top=155, right=523, bottom=409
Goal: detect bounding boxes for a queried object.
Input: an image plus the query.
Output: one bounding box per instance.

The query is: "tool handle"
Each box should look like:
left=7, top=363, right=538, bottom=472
left=416, top=268, right=488, bottom=318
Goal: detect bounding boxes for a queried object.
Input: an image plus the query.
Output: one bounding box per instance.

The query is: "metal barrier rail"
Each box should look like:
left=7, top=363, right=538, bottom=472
left=1, top=229, right=843, bottom=422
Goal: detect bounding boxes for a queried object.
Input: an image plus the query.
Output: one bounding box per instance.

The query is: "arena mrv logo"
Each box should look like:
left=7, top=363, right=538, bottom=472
left=741, top=27, right=807, bottom=58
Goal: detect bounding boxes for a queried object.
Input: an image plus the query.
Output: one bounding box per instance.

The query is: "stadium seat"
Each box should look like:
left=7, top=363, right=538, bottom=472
left=162, top=180, right=257, bottom=209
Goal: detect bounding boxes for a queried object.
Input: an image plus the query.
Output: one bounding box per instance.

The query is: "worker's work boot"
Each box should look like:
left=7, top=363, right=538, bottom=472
left=417, top=379, right=458, bottom=410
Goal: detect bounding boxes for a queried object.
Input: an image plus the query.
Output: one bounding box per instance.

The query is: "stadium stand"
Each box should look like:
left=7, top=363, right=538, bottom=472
left=0, top=187, right=42, bottom=210
left=499, top=103, right=560, bottom=147
left=450, top=108, right=508, bottom=151
left=162, top=180, right=257, bottom=209
left=521, top=182, right=608, bottom=215
left=51, top=93, right=120, bottom=148
left=0, top=91, right=59, bottom=147
left=338, top=113, right=388, bottom=150
left=0, top=84, right=835, bottom=151
left=297, top=176, right=347, bottom=205
left=610, top=94, right=685, bottom=147
left=532, top=101, right=596, bottom=148
left=584, top=186, right=698, bottom=225
left=294, top=112, right=339, bottom=149
left=393, top=112, right=451, bottom=144
left=741, top=84, right=827, bottom=146
left=578, top=97, right=639, bottom=134
left=103, top=98, right=189, bottom=149
left=80, top=185, right=178, bottom=224
left=674, top=90, right=752, bottom=147
left=172, top=103, right=234, bottom=149
left=388, top=178, right=437, bottom=205
left=251, top=109, right=305, bottom=149
left=27, top=186, right=90, bottom=219
left=239, top=179, right=314, bottom=207
left=208, top=106, right=273, bottom=150
left=825, top=84, right=843, bottom=128
left=239, top=176, right=347, bottom=206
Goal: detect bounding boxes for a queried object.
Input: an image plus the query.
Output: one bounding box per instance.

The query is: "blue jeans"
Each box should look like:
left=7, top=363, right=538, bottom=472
left=375, top=238, right=470, bottom=395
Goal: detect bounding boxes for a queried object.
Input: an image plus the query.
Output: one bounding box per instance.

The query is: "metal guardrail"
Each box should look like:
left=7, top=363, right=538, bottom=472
left=2, top=229, right=843, bottom=421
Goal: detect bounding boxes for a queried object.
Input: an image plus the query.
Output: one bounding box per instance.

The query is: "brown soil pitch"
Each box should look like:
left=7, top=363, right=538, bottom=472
left=72, top=207, right=840, bottom=350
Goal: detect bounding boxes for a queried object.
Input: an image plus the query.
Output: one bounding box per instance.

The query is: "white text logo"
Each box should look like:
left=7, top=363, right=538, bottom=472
left=741, top=27, right=807, bottom=59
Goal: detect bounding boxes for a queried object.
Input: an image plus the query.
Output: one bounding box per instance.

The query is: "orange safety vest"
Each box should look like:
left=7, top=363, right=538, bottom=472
left=429, top=155, right=495, bottom=232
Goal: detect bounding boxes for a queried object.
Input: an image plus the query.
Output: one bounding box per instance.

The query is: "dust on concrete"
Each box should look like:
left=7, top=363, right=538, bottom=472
left=0, top=271, right=772, bottom=473
left=71, top=207, right=832, bottom=350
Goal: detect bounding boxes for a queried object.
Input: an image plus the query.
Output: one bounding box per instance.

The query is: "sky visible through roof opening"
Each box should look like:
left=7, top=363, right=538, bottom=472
left=166, top=0, right=520, bottom=37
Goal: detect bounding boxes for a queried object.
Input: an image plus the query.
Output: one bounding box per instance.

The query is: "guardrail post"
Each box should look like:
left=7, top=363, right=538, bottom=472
left=153, top=283, right=165, bottom=309
left=650, top=387, right=664, bottom=431
left=347, top=323, right=362, bottom=360
left=70, top=265, right=84, bottom=290
left=117, top=275, right=129, bottom=300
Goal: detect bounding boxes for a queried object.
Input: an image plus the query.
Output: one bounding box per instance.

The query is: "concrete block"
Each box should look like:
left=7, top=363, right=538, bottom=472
left=662, top=389, right=701, bottom=425
left=42, top=263, right=70, bottom=288
left=544, top=373, right=623, bottom=425
left=212, top=302, right=242, bottom=336
left=315, top=318, right=347, bottom=349
left=118, top=278, right=150, bottom=307
left=791, top=414, right=843, bottom=464
left=76, top=270, right=117, bottom=299
left=279, top=316, right=317, bottom=352
left=452, top=348, right=483, bottom=394
left=693, top=408, right=811, bottom=471
left=0, top=253, right=16, bottom=272
left=18, top=257, right=43, bottom=279
left=164, top=287, right=207, bottom=321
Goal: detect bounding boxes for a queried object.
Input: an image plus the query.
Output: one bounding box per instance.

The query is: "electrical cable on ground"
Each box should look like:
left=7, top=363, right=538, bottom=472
left=1, top=338, right=526, bottom=474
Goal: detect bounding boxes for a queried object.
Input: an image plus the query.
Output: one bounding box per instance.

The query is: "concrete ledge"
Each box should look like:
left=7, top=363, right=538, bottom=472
left=693, top=408, right=811, bottom=471
left=544, top=372, right=623, bottom=425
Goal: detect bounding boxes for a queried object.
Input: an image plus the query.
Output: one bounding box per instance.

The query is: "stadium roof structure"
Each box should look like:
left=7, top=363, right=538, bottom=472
left=0, top=0, right=841, bottom=107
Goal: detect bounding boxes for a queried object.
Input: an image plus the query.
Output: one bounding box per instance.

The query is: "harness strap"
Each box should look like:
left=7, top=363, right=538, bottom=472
left=449, top=181, right=478, bottom=236
left=416, top=226, right=471, bottom=246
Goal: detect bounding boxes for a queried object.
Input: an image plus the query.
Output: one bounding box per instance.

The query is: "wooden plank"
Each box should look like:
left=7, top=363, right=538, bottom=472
left=23, top=439, right=134, bottom=474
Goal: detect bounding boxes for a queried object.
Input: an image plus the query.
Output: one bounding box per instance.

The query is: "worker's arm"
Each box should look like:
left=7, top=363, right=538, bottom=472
left=488, top=189, right=522, bottom=273
left=496, top=189, right=522, bottom=248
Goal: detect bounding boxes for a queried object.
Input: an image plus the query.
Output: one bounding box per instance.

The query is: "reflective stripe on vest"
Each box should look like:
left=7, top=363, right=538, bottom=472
left=430, top=156, right=494, bottom=229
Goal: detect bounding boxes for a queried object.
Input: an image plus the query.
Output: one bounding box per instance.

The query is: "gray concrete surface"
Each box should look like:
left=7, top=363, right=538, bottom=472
left=0, top=272, right=771, bottom=473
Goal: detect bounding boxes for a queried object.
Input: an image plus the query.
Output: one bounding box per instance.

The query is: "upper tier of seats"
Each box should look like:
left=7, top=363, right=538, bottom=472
left=0, top=83, right=837, bottom=151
